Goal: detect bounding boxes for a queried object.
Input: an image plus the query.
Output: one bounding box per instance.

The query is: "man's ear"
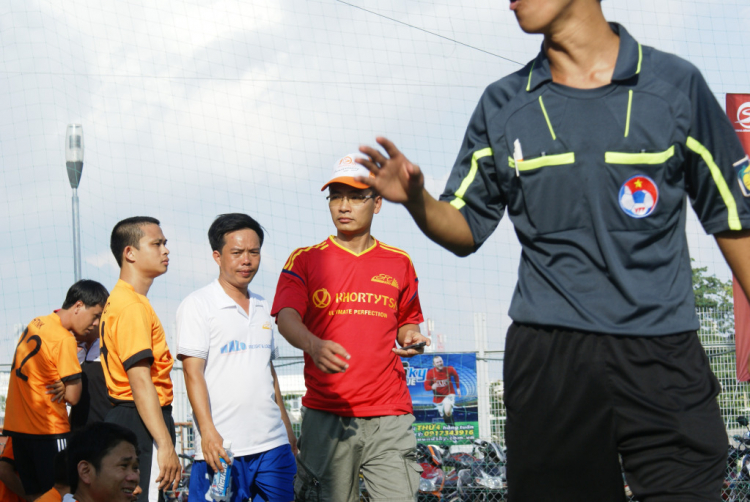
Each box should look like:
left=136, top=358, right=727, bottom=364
left=123, top=245, right=136, bottom=264
left=213, top=249, right=222, bottom=267
left=373, top=195, right=383, bottom=214
left=75, top=300, right=87, bottom=313
left=78, top=460, right=95, bottom=485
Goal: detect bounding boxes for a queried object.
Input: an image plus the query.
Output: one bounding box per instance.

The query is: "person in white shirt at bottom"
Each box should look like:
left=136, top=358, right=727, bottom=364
left=176, top=213, right=297, bottom=502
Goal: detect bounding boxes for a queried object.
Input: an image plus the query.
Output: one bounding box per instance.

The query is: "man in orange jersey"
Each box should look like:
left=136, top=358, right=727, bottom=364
left=0, top=438, right=26, bottom=502
left=100, top=217, right=180, bottom=502
left=272, top=154, right=430, bottom=501
left=4, top=280, right=108, bottom=499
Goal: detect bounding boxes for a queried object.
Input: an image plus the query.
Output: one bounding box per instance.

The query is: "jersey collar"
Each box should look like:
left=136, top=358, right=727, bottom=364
left=211, top=279, right=251, bottom=310
left=525, top=23, right=642, bottom=93
left=328, top=235, right=379, bottom=257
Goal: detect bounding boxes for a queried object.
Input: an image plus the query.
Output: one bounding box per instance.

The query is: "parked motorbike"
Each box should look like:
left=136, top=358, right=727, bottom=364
left=726, top=416, right=750, bottom=501
left=455, top=441, right=507, bottom=501
left=417, top=444, right=457, bottom=501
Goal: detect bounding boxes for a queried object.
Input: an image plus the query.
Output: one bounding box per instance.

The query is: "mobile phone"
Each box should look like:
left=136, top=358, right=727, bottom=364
left=402, top=341, right=427, bottom=351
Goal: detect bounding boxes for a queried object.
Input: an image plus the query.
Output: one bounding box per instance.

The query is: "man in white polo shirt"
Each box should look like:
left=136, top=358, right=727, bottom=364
left=176, top=213, right=297, bottom=502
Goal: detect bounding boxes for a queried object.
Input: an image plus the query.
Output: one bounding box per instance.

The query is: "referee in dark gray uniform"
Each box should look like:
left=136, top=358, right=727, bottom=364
left=356, top=0, right=750, bottom=500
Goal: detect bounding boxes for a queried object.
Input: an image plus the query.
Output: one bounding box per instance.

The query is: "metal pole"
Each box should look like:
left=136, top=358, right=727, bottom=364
left=474, top=312, right=491, bottom=440
left=72, top=188, right=81, bottom=281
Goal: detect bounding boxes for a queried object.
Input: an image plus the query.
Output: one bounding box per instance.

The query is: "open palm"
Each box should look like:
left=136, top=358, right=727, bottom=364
left=357, top=137, right=424, bottom=204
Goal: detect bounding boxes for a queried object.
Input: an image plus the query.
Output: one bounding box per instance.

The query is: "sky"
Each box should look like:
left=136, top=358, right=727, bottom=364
left=1, top=0, right=750, bottom=389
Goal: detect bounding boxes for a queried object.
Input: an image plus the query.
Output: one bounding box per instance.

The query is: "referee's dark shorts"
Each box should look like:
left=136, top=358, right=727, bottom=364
left=504, top=323, right=726, bottom=502
left=105, top=403, right=176, bottom=502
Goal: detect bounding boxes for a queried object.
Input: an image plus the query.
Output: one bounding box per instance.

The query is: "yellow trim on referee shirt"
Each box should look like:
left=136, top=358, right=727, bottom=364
left=538, top=96, right=556, bottom=140
left=636, top=43, right=643, bottom=75
left=686, top=136, right=742, bottom=231
left=605, top=146, right=674, bottom=165
left=624, top=90, right=633, bottom=138
left=450, top=148, right=494, bottom=210
left=526, top=60, right=535, bottom=92
left=508, top=152, right=575, bottom=172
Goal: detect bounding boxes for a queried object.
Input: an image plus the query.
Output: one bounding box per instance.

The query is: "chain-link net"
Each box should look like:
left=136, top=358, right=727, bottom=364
left=164, top=307, right=747, bottom=501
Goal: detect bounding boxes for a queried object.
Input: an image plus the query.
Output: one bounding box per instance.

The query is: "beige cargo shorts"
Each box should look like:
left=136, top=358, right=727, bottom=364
left=294, top=408, right=422, bottom=502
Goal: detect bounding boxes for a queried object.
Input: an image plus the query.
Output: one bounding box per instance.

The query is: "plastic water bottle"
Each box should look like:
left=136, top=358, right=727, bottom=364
left=210, top=440, right=233, bottom=501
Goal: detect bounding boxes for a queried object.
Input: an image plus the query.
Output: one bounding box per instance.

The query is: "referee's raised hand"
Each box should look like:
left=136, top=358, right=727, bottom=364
left=357, top=137, right=425, bottom=205
left=357, top=137, right=476, bottom=257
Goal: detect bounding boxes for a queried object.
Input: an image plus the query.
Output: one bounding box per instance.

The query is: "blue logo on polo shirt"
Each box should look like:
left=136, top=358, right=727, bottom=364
left=220, top=340, right=246, bottom=354
left=619, top=175, right=659, bottom=218
left=220, top=340, right=272, bottom=354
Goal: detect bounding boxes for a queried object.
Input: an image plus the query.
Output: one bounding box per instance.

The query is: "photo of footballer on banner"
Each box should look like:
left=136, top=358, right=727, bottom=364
left=401, top=353, right=478, bottom=444
left=726, top=93, right=750, bottom=382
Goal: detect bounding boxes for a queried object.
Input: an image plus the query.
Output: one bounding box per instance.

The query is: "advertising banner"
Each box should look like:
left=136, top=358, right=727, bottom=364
left=402, top=353, right=478, bottom=444
left=735, top=278, right=750, bottom=381
left=726, top=94, right=750, bottom=381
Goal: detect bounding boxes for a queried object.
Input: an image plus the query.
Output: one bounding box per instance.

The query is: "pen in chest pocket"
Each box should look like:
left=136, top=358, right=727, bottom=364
left=513, top=139, right=523, bottom=177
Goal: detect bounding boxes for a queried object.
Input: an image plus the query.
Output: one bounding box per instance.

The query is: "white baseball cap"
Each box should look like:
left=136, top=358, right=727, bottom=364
left=321, top=153, right=374, bottom=191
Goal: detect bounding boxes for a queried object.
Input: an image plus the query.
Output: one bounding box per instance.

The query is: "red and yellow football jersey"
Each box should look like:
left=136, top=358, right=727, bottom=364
left=424, top=366, right=460, bottom=403
left=4, top=314, right=82, bottom=436
left=100, top=280, right=174, bottom=406
left=272, top=237, right=423, bottom=417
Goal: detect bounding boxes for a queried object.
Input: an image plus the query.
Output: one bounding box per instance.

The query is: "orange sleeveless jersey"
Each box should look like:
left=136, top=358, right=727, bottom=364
left=100, top=280, right=174, bottom=406
left=4, top=314, right=82, bottom=436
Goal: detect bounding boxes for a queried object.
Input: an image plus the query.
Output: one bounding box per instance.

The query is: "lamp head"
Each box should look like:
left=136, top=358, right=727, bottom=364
left=65, top=124, right=84, bottom=189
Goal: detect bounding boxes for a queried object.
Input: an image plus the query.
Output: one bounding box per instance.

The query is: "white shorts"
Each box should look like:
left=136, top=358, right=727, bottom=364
left=434, top=394, right=456, bottom=416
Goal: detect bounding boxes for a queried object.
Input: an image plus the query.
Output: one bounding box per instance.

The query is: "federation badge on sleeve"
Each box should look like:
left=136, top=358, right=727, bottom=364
left=734, top=156, right=750, bottom=197
left=619, top=175, right=659, bottom=218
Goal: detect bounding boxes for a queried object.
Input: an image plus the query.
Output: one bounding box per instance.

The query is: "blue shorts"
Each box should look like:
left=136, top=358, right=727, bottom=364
left=189, top=444, right=296, bottom=502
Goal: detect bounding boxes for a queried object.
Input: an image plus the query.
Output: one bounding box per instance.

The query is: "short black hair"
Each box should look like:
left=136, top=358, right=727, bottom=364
left=61, top=280, right=109, bottom=310
left=68, top=422, right=139, bottom=493
left=54, top=451, right=69, bottom=487
left=110, top=216, right=160, bottom=268
left=208, top=213, right=265, bottom=252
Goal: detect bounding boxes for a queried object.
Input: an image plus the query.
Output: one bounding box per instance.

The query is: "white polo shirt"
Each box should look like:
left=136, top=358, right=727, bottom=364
left=175, top=280, right=288, bottom=460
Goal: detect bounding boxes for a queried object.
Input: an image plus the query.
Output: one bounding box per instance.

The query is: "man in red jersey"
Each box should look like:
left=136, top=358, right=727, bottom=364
left=424, top=355, right=461, bottom=425
left=272, top=153, right=431, bottom=502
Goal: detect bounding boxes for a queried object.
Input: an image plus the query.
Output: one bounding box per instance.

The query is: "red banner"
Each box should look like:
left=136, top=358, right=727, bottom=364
left=735, top=278, right=750, bottom=381
left=727, top=94, right=750, bottom=381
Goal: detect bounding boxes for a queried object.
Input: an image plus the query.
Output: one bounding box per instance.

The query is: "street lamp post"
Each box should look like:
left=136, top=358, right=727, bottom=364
left=65, top=124, right=84, bottom=282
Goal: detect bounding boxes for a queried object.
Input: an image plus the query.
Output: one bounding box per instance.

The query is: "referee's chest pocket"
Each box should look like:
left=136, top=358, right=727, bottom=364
left=598, top=146, right=682, bottom=231
left=510, top=152, right=583, bottom=234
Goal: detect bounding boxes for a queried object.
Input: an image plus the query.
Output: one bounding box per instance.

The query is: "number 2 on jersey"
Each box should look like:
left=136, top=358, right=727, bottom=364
left=11, top=327, right=43, bottom=382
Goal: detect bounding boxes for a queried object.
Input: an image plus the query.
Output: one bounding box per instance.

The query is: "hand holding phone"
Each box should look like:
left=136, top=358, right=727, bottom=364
left=402, top=341, right=427, bottom=351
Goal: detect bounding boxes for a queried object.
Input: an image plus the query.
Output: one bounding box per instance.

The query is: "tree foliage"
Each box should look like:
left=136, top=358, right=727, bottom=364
left=692, top=262, right=734, bottom=310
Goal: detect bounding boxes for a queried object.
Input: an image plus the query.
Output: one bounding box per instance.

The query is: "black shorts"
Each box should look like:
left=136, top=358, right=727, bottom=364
left=105, top=403, right=175, bottom=502
left=503, top=323, right=726, bottom=502
left=8, top=433, right=69, bottom=496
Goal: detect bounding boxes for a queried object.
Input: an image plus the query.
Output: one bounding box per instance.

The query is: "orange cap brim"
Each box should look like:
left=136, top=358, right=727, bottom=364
left=320, top=176, right=370, bottom=191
